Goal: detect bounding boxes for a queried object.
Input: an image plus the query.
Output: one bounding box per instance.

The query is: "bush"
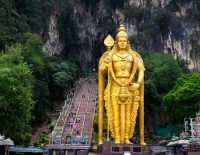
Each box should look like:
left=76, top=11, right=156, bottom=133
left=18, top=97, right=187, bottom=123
left=33, top=142, right=39, bottom=147
left=49, top=124, right=54, bottom=132
left=0, top=44, right=34, bottom=145
left=23, top=133, right=32, bottom=146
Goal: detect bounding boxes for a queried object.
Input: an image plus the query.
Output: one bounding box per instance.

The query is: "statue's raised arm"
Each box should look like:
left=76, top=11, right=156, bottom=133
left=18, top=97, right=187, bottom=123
left=98, top=25, right=145, bottom=145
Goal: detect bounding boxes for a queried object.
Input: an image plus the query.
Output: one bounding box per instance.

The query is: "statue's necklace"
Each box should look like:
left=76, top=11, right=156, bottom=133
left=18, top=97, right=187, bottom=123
left=116, top=53, right=129, bottom=59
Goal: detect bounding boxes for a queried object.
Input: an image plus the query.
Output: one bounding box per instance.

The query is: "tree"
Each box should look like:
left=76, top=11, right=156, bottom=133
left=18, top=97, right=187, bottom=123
left=163, top=73, right=200, bottom=123
left=141, top=51, right=184, bottom=128
left=143, top=52, right=183, bottom=103
left=21, top=33, right=81, bottom=125
left=22, top=33, right=51, bottom=125
left=15, top=0, right=53, bottom=33
left=48, top=58, right=81, bottom=100
left=0, top=44, right=34, bottom=144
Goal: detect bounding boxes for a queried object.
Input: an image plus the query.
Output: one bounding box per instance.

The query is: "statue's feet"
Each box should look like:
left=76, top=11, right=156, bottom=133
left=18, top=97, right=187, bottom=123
left=140, top=142, right=146, bottom=145
left=125, top=139, right=132, bottom=144
left=115, top=139, right=120, bottom=144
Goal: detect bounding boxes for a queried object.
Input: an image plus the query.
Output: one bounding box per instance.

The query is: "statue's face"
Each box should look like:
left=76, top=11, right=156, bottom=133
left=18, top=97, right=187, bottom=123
left=117, top=37, right=128, bottom=50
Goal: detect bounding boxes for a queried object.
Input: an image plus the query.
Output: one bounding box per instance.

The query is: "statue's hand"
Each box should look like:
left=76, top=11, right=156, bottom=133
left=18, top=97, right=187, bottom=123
left=100, top=55, right=112, bottom=73
left=129, top=83, right=140, bottom=92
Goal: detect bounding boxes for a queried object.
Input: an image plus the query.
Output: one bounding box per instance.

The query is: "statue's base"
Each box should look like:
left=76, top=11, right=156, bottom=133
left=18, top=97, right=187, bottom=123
left=98, top=141, right=151, bottom=155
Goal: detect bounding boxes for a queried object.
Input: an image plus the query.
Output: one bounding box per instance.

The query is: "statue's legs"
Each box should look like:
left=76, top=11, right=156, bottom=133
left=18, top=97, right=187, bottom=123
left=125, top=98, right=132, bottom=144
left=129, top=101, right=139, bottom=140
left=111, top=95, right=120, bottom=143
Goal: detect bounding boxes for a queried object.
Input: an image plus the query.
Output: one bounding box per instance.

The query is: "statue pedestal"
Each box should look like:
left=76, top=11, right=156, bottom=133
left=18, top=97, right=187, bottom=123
left=98, top=141, right=151, bottom=155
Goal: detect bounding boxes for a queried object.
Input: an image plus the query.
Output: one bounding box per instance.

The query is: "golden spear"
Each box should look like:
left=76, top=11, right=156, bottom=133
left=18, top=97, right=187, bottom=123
left=104, top=35, right=114, bottom=141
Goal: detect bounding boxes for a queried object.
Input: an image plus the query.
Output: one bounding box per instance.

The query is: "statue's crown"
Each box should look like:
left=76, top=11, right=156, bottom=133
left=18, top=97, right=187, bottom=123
left=116, top=25, right=128, bottom=40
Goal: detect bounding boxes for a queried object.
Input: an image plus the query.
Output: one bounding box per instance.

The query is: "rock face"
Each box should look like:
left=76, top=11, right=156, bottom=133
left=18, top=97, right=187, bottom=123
left=42, top=10, right=63, bottom=56
left=43, top=0, right=200, bottom=71
left=72, top=0, right=117, bottom=69
left=129, top=0, right=170, bottom=7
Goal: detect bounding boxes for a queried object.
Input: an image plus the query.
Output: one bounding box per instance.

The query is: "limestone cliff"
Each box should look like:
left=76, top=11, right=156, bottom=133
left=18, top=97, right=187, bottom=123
left=43, top=10, right=64, bottom=56
left=43, top=0, right=200, bottom=71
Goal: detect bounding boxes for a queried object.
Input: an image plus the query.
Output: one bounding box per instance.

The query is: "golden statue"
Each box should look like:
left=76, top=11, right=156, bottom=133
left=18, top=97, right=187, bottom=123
left=98, top=25, right=145, bottom=145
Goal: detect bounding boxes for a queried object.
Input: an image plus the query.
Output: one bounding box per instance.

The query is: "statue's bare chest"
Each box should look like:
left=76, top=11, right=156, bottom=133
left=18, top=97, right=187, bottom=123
left=112, top=53, right=133, bottom=78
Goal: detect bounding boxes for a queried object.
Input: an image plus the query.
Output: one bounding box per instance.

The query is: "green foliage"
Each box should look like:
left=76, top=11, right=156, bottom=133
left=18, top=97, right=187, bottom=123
left=0, top=0, right=80, bottom=144
left=141, top=51, right=184, bottom=127
left=48, top=58, right=81, bottom=100
left=53, top=71, right=71, bottom=87
left=15, top=0, right=53, bottom=33
left=0, top=0, right=53, bottom=49
left=0, top=0, right=29, bottom=49
left=0, top=44, right=24, bottom=63
left=33, top=142, right=39, bottom=147
left=0, top=33, right=81, bottom=144
left=21, top=33, right=50, bottom=125
left=24, top=33, right=43, bottom=54
left=0, top=44, right=34, bottom=144
left=23, top=33, right=45, bottom=74
left=48, top=124, right=54, bottom=132
left=153, top=10, right=171, bottom=39
left=177, top=59, right=190, bottom=73
left=39, top=132, right=49, bottom=145
left=23, top=133, right=32, bottom=146
left=163, top=73, right=200, bottom=123
left=143, top=52, right=183, bottom=95
left=93, top=122, right=98, bottom=133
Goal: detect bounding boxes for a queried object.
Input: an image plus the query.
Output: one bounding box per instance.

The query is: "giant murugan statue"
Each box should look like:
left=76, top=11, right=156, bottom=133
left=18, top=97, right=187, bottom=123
left=98, top=25, right=145, bottom=145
